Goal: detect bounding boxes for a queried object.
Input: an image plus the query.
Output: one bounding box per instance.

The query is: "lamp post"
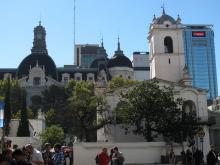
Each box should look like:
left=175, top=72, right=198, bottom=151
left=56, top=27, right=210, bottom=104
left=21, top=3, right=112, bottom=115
left=197, top=127, right=205, bottom=155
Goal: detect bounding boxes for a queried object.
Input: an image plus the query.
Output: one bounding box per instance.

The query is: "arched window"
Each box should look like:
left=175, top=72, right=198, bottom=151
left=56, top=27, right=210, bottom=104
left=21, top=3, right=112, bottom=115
left=164, top=36, right=173, bottom=53
left=182, top=100, right=196, bottom=114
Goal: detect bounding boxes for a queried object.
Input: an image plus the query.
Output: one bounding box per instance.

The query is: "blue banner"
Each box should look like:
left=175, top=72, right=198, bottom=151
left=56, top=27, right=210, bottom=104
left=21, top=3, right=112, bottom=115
left=0, top=101, right=4, bottom=128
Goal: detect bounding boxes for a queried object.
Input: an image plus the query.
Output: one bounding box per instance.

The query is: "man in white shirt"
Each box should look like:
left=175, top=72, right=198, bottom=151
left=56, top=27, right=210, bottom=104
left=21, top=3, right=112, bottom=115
left=25, top=144, right=44, bottom=165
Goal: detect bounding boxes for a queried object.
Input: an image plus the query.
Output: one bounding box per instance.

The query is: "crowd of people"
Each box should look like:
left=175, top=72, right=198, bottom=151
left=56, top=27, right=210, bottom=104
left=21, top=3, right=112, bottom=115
left=95, top=146, right=124, bottom=165
left=0, top=143, right=73, bottom=165
left=168, top=145, right=220, bottom=165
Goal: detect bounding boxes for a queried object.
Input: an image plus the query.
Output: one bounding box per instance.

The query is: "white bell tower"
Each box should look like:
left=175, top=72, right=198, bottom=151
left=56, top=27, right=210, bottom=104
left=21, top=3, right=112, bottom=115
left=148, top=9, right=185, bottom=83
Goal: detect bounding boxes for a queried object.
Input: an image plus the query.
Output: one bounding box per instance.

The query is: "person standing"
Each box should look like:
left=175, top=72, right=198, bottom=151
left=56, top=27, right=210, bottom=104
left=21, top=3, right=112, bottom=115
left=25, top=144, right=44, bottom=165
left=186, top=149, right=193, bottom=165
left=193, top=149, right=203, bottom=165
left=52, top=143, right=65, bottom=165
left=207, top=145, right=218, bottom=165
left=112, top=147, right=124, bottom=165
left=95, top=148, right=110, bottom=165
left=42, top=143, right=53, bottom=165
left=11, top=149, right=32, bottom=165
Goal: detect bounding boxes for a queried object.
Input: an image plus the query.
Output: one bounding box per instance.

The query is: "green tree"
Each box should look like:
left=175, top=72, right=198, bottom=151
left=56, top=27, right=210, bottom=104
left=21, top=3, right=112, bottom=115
left=42, top=85, right=68, bottom=112
left=0, top=79, right=26, bottom=117
left=4, top=78, right=11, bottom=136
left=42, top=84, right=75, bottom=135
left=108, top=76, right=138, bottom=89
left=17, top=92, right=30, bottom=137
left=68, top=81, right=111, bottom=142
left=10, top=81, right=26, bottom=115
left=162, top=105, right=198, bottom=149
left=115, top=80, right=182, bottom=142
left=30, top=95, right=42, bottom=117
left=40, top=125, right=64, bottom=146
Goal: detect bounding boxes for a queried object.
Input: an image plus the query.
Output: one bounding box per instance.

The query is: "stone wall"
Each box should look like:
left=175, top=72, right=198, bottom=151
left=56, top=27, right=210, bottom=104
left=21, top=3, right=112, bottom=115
left=73, top=142, right=184, bottom=165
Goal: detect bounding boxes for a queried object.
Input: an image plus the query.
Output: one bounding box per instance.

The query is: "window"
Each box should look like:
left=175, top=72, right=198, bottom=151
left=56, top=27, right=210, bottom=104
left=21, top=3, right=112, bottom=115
left=76, top=77, right=81, bottom=81
left=88, top=77, right=93, bottom=81
left=64, top=77, right=69, bottom=84
left=182, top=100, right=196, bottom=114
left=33, top=77, right=41, bottom=86
left=164, top=36, right=173, bottom=53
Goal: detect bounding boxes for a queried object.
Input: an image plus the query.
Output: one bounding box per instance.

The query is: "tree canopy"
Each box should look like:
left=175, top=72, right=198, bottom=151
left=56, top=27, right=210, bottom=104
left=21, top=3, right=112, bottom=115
left=115, top=79, right=198, bottom=143
left=40, top=125, right=64, bottom=146
left=108, top=76, right=138, bottom=89
left=68, top=81, right=111, bottom=141
left=17, top=91, right=30, bottom=137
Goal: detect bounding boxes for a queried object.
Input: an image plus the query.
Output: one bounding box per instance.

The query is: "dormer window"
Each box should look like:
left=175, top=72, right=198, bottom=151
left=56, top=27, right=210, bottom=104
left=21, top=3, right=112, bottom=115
left=164, top=36, right=173, bottom=53
left=88, top=77, right=93, bottom=81
left=64, top=77, right=69, bottom=84
left=74, top=73, right=82, bottom=81
left=87, top=73, right=94, bottom=81
left=62, top=73, right=70, bottom=85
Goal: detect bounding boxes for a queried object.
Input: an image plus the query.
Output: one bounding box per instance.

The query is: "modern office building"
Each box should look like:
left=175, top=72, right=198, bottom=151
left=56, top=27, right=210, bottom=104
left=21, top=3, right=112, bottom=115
left=74, top=44, right=108, bottom=68
left=183, top=25, right=218, bottom=100
left=133, top=52, right=150, bottom=81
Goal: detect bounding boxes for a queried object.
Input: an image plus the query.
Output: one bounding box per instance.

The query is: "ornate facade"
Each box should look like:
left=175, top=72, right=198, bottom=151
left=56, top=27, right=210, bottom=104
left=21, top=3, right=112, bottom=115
left=0, top=23, right=134, bottom=104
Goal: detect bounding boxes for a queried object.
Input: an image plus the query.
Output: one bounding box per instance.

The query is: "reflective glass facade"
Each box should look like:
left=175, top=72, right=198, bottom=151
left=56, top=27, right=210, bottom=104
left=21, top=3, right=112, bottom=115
left=184, top=25, right=218, bottom=100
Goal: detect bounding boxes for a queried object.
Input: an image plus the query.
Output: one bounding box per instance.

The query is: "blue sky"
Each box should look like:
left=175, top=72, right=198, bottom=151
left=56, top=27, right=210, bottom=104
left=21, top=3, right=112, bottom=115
left=0, top=0, right=219, bottom=93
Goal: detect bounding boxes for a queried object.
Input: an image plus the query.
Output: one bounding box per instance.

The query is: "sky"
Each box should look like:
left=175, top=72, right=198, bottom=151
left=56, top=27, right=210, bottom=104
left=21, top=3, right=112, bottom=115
left=0, top=0, right=219, bottom=92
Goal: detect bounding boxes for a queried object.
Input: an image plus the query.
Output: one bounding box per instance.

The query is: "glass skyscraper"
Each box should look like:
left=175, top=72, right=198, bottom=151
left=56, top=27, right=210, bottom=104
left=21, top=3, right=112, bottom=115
left=184, top=25, right=218, bottom=100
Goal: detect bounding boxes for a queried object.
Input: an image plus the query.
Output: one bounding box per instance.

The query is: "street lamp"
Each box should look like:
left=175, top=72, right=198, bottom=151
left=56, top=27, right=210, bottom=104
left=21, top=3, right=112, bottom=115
left=196, top=127, right=205, bottom=155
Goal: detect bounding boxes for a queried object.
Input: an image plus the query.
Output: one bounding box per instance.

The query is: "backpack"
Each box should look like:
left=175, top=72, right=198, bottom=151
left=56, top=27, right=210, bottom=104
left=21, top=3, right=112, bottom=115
left=95, top=154, right=99, bottom=164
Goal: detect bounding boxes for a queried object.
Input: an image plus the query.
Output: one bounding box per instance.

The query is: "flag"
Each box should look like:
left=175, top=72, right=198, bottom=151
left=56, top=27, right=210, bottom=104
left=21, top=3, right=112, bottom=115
left=0, top=101, right=4, bottom=128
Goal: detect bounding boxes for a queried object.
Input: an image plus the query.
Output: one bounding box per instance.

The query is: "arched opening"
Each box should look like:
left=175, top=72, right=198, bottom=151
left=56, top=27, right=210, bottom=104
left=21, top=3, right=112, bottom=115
left=182, top=100, right=196, bottom=114
left=182, top=100, right=197, bottom=142
left=164, top=36, right=173, bottom=53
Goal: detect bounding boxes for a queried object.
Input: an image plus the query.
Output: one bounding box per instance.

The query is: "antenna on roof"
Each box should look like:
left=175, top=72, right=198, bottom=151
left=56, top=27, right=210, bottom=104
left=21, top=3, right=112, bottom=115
left=73, top=0, right=76, bottom=65
left=74, top=0, right=76, bottom=47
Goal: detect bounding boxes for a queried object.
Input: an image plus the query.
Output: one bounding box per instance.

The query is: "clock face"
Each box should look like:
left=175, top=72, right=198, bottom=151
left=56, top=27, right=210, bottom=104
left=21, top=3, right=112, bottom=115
left=37, top=33, right=42, bottom=39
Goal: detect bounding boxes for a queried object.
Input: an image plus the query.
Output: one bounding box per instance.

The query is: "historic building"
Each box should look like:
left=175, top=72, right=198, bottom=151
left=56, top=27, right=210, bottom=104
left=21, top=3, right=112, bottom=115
left=0, top=22, right=133, bottom=104
left=98, top=9, right=212, bottom=158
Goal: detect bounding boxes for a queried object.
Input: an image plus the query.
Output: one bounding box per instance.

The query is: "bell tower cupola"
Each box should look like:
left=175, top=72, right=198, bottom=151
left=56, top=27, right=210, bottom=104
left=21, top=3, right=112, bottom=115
left=148, top=9, right=185, bottom=82
left=31, top=21, right=48, bottom=54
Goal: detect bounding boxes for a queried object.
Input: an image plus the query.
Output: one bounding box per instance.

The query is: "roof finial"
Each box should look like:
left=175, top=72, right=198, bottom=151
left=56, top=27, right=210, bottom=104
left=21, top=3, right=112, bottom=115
left=161, top=0, right=165, bottom=15
left=101, top=37, right=104, bottom=47
left=39, top=14, right=42, bottom=26
left=117, top=35, right=120, bottom=51
left=176, top=14, right=181, bottom=23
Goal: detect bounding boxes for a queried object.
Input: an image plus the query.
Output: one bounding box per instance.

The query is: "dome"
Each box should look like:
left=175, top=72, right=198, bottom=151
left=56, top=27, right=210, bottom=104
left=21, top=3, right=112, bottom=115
left=108, top=55, right=132, bottom=68
left=156, top=14, right=176, bottom=24
left=17, top=53, right=57, bottom=80
left=154, top=9, right=176, bottom=24
left=90, top=58, right=108, bottom=68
